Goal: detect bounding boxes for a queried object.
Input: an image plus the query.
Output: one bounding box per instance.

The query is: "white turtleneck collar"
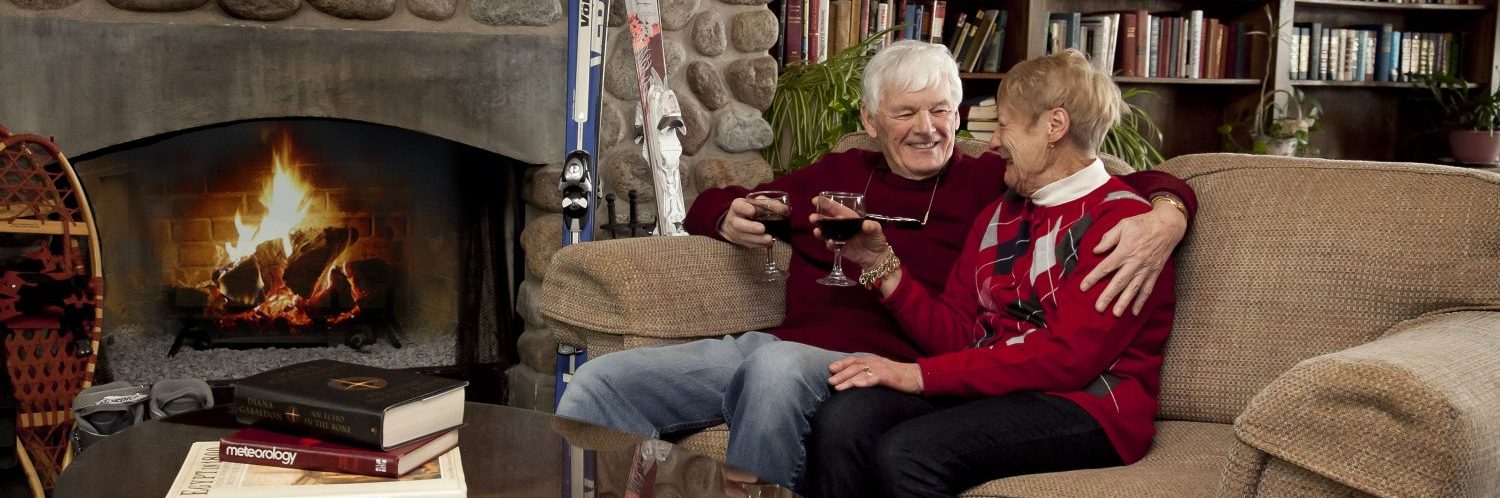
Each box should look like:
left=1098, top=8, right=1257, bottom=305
left=1029, top=158, right=1108, bottom=207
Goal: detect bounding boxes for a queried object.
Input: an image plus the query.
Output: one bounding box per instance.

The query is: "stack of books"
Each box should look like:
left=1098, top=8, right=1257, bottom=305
left=164, top=359, right=469, bottom=497
left=965, top=97, right=998, bottom=142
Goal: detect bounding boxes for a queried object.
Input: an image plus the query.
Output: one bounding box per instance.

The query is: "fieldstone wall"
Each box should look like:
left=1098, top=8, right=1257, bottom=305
left=510, top=0, right=780, bottom=413
left=2, top=0, right=780, bottom=413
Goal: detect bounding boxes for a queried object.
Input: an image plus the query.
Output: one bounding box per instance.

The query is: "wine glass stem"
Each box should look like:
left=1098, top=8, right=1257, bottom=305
left=765, top=246, right=776, bottom=272
left=830, top=243, right=845, bottom=276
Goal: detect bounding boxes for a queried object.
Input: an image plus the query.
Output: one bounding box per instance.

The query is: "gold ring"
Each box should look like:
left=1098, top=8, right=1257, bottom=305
left=863, top=367, right=873, bottom=376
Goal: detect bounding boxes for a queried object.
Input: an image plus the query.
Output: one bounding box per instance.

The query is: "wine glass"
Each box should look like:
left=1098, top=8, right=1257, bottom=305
left=814, top=191, right=865, bottom=287
left=746, top=190, right=790, bottom=282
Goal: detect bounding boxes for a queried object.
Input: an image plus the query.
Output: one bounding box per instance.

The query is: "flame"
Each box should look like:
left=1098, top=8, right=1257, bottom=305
left=223, top=140, right=312, bottom=263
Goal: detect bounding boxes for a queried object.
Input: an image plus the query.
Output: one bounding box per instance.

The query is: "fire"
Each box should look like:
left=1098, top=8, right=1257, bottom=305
left=223, top=140, right=311, bottom=263
left=207, top=136, right=364, bottom=331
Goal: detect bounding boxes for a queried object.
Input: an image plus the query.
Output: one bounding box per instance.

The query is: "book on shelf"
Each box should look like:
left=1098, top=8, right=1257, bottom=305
left=234, top=359, right=467, bottom=450
left=966, top=120, right=998, bottom=131
left=219, top=427, right=461, bottom=478
left=928, top=0, right=945, bottom=44
left=166, top=441, right=465, bottom=498
left=967, top=100, right=997, bottom=121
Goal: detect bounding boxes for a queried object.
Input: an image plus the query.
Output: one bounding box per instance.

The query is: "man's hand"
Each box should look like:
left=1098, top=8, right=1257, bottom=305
left=718, top=198, right=775, bottom=249
left=1079, top=199, right=1188, bottom=316
left=809, top=197, right=889, bottom=267
left=828, top=355, right=923, bottom=394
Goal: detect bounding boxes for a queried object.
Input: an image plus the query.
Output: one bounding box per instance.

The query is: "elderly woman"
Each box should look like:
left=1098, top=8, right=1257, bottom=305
left=802, top=49, right=1177, bottom=497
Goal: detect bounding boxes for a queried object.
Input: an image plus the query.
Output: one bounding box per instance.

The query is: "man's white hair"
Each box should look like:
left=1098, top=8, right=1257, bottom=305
left=861, top=40, right=963, bottom=117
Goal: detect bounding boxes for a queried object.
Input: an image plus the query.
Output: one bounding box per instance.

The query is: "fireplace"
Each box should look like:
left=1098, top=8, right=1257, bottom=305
left=72, top=119, right=525, bottom=384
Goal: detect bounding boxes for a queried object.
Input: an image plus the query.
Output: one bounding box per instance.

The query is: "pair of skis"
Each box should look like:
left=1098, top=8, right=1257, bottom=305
left=558, top=0, right=688, bottom=495
left=561, top=0, right=688, bottom=247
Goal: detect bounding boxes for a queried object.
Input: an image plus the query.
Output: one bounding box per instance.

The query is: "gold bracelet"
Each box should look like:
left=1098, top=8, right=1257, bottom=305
left=859, top=249, right=902, bottom=290
left=1151, top=194, right=1188, bottom=218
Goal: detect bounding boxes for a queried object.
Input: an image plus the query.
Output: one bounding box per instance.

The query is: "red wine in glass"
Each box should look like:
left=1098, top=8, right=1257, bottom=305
left=758, top=216, right=792, bottom=241
left=815, top=191, right=865, bottom=287
left=815, top=218, right=863, bottom=242
left=747, top=190, right=790, bottom=282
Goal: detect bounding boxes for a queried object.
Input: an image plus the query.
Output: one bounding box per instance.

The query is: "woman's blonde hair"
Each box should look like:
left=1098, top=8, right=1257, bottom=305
left=996, top=49, right=1126, bottom=152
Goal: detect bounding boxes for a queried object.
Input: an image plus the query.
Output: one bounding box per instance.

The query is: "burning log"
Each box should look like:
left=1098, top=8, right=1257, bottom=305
left=284, top=227, right=357, bottom=301
left=344, top=259, right=391, bottom=310
left=214, top=257, right=260, bottom=306
left=252, top=239, right=288, bottom=295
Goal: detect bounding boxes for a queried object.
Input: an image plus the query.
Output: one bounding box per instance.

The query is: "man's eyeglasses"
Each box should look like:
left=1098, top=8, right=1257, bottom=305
left=860, top=167, right=944, bottom=229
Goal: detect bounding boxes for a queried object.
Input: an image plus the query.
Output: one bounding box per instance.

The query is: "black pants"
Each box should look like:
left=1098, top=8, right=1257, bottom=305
left=800, top=389, right=1122, bottom=498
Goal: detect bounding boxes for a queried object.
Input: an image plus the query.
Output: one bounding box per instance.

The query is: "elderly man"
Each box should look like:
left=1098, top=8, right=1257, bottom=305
left=555, top=40, right=1196, bottom=490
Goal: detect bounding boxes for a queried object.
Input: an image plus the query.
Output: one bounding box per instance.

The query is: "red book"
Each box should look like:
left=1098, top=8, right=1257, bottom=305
left=219, top=427, right=460, bottom=478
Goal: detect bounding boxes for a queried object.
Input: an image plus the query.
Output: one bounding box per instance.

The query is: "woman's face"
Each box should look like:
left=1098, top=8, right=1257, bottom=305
left=988, top=103, right=1053, bottom=192
left=862, top=83, right=958, bottom=180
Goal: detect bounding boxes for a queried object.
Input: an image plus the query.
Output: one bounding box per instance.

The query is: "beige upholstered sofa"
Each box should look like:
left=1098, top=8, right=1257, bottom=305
left=541, top=142, right=1500, bottom=497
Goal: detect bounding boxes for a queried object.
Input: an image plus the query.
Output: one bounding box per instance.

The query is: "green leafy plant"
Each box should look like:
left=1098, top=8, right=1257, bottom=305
left=763, top=28, right=898, bottom=173
left=1410, top=73, right=1500, bottom=132
left=1216, top=5, right=1322, bottom=156
left=1101, top=87, right=1165, bottom=170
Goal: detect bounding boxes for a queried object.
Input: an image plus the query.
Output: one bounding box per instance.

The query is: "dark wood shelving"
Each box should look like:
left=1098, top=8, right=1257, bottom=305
left=1292, top=79, right=1482, bottom=88
left=1296, top=0, right=1487, bottom=12
left=1114, top=77, right=1262, bottom=85
left=959, top=72, right=1006, bottom=80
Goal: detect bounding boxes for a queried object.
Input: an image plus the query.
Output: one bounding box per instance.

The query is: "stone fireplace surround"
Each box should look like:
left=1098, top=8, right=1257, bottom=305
left=1, top=0, right=781, bottom=412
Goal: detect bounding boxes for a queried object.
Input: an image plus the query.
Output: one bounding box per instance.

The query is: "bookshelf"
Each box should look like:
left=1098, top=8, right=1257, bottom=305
left=1279, top=0, right=1499, bottom=159
left=770, top=0, right=1500, bottom=160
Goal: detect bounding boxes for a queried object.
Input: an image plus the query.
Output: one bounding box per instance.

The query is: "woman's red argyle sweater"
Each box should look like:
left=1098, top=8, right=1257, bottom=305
left=881, top=159, right=1177, bottom=464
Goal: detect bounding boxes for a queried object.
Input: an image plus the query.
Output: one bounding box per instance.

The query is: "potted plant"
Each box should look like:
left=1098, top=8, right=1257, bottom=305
left=1411, top=73, right=1500, bottom=164
left=764, top=29, right=897, bottom=173
left=1101, top=87, right=1166, bottom=170
left=1218, top=7, right=1321, bottom=156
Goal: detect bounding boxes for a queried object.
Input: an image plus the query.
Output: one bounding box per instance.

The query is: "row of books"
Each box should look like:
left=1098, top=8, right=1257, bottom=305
left=1288, top=24, right=1463, bottom=82
left=164, top=359, right=470, bottom=497
left=1048, top=10, right=1259, bottom=80
left=947, top=9, right=1007, bottom=72
left=778, top=0, right=948, bottom=65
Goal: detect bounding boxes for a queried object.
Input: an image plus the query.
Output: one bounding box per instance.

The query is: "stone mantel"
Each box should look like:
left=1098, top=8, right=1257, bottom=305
left=0, top=2, right=566, bottom=163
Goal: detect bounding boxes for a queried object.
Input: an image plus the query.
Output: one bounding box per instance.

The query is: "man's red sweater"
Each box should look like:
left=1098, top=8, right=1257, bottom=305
left=683, top=148, right=1195, bottom=362
left=883, top=161, right=1176, bottom=464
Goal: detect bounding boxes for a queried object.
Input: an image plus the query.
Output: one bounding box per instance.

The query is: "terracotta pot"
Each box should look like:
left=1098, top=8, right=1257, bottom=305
left=1448, top=129, right=1500, bottom=165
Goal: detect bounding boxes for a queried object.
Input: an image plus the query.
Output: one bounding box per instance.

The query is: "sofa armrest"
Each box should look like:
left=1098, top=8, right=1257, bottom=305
left=540, top=236, right=789, bottom=352
left=1230, top=310, right=1500, bottom=498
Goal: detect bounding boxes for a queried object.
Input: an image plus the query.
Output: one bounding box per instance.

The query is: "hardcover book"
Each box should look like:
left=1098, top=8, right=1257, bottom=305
left=219, top=427, right=460, bottom=478
left=234, top=359, right=467, bottom=450
left=165, top=441, right=465, bottom=498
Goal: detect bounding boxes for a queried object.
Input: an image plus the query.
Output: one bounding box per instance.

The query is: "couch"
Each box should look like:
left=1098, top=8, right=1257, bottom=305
left=540, top=138, right=1500, bottom=497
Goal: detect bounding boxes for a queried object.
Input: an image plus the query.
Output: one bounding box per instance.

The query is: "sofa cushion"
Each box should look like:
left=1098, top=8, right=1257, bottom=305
left=1153, top=154, right=1500, bottom=424
left=960, top=421, right=1234, bottom=498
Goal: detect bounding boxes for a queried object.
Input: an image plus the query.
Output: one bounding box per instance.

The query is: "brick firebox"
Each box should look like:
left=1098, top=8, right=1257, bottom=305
left=74, top=119, right=522, bottom=379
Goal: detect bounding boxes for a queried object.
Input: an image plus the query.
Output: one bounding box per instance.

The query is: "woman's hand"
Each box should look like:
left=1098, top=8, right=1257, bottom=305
left=718, top=198, right=775, bottom=249
left=1078, top=200, right=1188, bottom=316
left=827, top=355, right=923, bottom=394
left=809, top=197, right=889, bottom=267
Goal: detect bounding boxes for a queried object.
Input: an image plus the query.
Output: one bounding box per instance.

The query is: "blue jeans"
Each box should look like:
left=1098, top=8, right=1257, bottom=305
left=554, top=332, right=846, bottom=489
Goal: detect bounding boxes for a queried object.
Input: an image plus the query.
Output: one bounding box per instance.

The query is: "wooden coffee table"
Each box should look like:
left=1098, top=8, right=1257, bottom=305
left=53, top=402, right=796, bottom=498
